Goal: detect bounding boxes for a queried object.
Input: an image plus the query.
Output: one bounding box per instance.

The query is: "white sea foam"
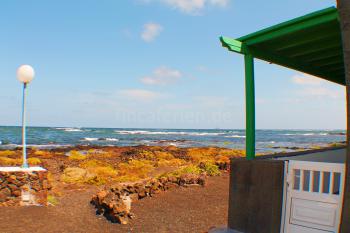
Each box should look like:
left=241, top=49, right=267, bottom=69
left=283, top=133, right=328, bottom=136
left=115, top=130, right=225, bottom=136
left=84, top=137, right=99, bottom=141
left=116, top=130, right=150, bottom=135
left=56, top=127, right=83, bottom=132
left=82, top=137, right=119, bottom=142
left=105, top=138, right=119, bottom=141
left=224, top=135, right=246, bottom=138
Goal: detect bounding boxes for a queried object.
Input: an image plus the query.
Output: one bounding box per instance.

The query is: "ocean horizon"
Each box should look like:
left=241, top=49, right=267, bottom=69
left=0, top=126, right=345, bottom=153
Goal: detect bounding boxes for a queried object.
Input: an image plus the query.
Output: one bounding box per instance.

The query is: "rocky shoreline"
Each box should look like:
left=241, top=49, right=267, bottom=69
left=0, top=143, right=344, bottom=225
left=0, top=145, right=237, bottom=205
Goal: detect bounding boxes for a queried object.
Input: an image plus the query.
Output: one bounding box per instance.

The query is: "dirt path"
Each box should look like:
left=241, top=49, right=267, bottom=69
left=0, top=174, right=229, bottom=233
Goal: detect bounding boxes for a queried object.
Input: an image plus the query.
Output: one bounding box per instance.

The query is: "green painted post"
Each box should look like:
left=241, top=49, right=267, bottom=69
left=244, top=54, right=256, bottom=160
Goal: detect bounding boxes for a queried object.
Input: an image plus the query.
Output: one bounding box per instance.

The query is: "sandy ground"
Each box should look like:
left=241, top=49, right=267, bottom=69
left=0, top=174, right=229, bottom=233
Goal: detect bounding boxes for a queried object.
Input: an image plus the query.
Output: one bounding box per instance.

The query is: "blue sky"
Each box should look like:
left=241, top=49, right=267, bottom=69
left=0, top=0, right=344, bottom=129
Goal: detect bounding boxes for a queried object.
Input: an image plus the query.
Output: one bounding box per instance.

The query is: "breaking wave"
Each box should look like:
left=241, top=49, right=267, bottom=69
left=115, top=130, right=225, bottom=136
left=56, top=127, right=83, bottom=132
left=283, top=133, right=331, bottom=136
left=82, top=137, right=119, bottom=142
left=224, top=135, right=246, bottom=138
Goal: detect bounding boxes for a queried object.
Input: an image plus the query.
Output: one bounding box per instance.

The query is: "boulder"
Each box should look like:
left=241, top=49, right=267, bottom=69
left=61, top=167, right=87, bottom=183
left=31, top=180, right=41, bottom=191
left=29, top=173, right=38, bottom=181
left=198, top=175, right=206, bottom=186
left=92, top=189, right=133, bottom=225
left=0, top=187, right=11, bottom=202
left=111, top=184, right=123, bottom=193
left=167, top=176, right=177, bottom=183
left=8, top=184, right=19, bottom=193
left=12, top=190, right=21, bottom=197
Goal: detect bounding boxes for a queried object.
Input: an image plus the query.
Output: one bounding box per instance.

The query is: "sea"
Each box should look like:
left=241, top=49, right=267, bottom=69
left=0, top=126, right=346, bottom=154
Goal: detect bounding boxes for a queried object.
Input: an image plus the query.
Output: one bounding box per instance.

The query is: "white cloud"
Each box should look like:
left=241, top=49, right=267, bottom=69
left=119, top=89, right=161, bottom=101
left=292, top=73, right=322, bottom=86
left=142, top=0, right=230, bottom=14
left=209, top=0, right=229, bottom=7
left=163, top=0, right=205, bottom=13
left=301, top=87, right=343, bottom=99
left=291, top=73, right=344, bottom=99
left=141, top=66, right=182, bottom=85
left=141, top=23, right=163, bottom=42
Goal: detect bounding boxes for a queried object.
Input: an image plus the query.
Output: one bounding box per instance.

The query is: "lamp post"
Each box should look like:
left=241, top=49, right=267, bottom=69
left=17, top=65, right=35, bottom=168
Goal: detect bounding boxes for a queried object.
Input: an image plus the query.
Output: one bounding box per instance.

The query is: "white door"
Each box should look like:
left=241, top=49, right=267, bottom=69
left=284, top=161, right=345, bottom=233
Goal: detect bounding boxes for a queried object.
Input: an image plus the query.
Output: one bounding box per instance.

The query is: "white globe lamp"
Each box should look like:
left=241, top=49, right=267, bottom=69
left=17, top=65, right=35, bottom=84
left=17, top=65, right=35, bottom=168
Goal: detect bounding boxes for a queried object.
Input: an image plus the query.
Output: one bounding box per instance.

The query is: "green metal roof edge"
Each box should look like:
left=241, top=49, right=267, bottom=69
left=237, top=7, right=338, bottom=43
left=219, top=36, right=244, bottom=53
left=219, top=6, right=344, bottom=86
left=220, top=7, right=339, bottom=54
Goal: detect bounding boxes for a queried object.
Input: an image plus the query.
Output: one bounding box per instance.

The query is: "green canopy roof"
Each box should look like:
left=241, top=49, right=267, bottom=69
left=220, top=7, right=345, bottom=85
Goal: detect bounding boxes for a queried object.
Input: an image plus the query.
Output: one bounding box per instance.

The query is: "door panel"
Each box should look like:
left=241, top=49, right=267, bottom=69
left=289, top=224, right=332, bottom=233
left=284, top=161, right=344, bottom=233
left=290, top=198, right=337, bottom=228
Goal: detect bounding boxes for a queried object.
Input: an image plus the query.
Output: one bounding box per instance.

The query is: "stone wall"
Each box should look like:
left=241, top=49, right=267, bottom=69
left=91, top=173, right=206, bottom=224
left=0, top=167, right=50, bottom=206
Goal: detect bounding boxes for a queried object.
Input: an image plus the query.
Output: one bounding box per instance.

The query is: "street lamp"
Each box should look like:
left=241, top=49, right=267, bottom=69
left=17, top=65, right=35, bottom=168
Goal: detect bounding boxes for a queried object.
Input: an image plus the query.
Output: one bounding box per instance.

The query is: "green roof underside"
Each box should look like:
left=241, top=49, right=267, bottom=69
left=220, top=7, right=345, bottom=85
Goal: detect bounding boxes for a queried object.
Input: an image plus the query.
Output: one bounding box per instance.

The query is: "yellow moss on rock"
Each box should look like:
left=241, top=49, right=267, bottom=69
left=117, top=159, right=154, bottom=181
left=27, top=157, right=42, bottom=165
left=78, top=159, right=118, bottom=185
left=167, top=165, right=202, bottom=177
left=68, top=150, right=87, bottom=160
left=88, top=166, right=117, bottom=178
left=154, top=151, right=174, bottom=160
left=200, top=162, right=220, bottom=176
left=217, top=149, right=245, bottom=157
left=0, top=157, right=22, bottom=166
left=157, top=158, right=186, bottom=167
left=215, top=155, right=230, bottom=164
left=139, top=150, right=155, bottom=160
left=87, top=149, right=112, bottom=158
left=186, top=147, right=223, bottom=164
left=60, top=167, right=105, bottom=184
left=0, top=150, right=16, bottom=157
left=79, top=159, right=108, bottom=168
left=61, top=167, right=89, bottom=183
left=33, top=150, right=53, bottom=158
